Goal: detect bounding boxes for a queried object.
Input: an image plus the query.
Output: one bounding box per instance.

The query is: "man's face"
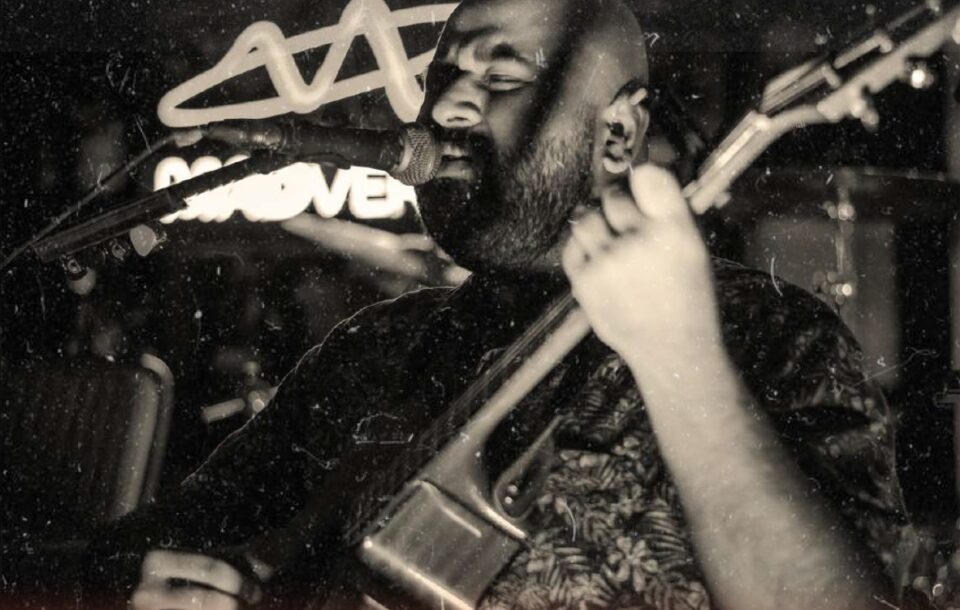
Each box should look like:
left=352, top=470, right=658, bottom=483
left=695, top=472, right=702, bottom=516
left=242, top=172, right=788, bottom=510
left=415, top=0, right=600, bottom=274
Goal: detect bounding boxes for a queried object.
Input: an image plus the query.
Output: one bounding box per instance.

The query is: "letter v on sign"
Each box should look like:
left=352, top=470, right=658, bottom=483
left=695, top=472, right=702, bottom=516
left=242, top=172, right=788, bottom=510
left=157, top=0, right=457, bottom=127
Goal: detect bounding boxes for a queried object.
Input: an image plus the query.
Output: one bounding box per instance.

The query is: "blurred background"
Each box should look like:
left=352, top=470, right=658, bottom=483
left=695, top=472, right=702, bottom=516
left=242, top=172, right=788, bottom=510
left=1, top=0, right=958, bottom=604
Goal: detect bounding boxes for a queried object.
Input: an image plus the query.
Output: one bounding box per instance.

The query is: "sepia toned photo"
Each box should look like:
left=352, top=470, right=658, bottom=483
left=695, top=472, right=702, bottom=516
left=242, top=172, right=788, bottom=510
left=1, top=0, right=959, bottom=608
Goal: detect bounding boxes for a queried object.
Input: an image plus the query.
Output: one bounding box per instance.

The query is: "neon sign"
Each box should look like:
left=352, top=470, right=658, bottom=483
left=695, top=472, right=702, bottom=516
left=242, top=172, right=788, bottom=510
left=154, top=155, right=418, bottom=222
left=158, top=0, right=458, bottom=127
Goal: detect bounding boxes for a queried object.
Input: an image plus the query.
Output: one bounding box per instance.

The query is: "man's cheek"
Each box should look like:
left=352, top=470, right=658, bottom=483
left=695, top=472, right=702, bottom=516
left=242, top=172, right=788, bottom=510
left=417, top=83, right=446, bottom=126
left=485, top=97, right=538, bottom=157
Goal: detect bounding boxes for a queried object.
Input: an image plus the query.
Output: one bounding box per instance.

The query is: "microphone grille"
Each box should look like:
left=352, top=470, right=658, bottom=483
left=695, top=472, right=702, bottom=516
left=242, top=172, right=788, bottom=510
left=393, top=123, right=440, bottom=186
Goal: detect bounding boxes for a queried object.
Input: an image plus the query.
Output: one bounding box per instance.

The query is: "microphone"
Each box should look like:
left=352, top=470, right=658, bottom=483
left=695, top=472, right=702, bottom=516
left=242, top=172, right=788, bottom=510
left=199, top=120, right=440, bottom=187
left=31, top=122, right=440, bottom=264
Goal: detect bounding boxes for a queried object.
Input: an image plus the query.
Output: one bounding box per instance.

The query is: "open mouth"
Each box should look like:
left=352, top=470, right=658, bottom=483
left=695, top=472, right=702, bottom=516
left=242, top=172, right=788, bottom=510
left=437, top=141, right=477, bottom=179
left=440, top=141, right=472, bottom=163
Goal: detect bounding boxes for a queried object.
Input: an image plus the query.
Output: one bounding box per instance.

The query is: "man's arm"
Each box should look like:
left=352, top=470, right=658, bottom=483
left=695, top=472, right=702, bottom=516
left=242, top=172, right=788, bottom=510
left=563, top=165, right=899, bottom=610
left=622, top=333, right=893, bottom=610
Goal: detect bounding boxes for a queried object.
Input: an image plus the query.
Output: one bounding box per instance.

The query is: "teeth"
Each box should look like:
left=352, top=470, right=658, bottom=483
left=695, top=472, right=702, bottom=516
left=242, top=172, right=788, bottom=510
left=441, top=142, right=470, bottom=159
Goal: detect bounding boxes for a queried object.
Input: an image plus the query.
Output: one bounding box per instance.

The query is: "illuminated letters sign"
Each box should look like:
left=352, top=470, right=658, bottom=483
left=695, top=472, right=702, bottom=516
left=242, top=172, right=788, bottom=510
left=154, top=155, right=418, bottom=222
left=158, top=0, right=458, bottom=126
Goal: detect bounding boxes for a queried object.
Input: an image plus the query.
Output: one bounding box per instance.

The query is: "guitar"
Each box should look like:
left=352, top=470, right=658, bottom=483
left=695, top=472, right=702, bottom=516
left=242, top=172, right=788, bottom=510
left=242, top=3, right=960, bottom=608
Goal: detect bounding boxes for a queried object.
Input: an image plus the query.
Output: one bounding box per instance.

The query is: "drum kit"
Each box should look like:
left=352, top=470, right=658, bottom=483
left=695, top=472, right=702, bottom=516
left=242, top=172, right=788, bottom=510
left=728, top=166, right=959, bottom=384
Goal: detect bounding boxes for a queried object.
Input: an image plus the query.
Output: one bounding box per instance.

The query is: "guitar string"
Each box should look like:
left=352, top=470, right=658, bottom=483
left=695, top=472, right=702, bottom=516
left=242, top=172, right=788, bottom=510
left=347, top=293, right=577, bottom=520
left=344, top=292, right=578, bottom=537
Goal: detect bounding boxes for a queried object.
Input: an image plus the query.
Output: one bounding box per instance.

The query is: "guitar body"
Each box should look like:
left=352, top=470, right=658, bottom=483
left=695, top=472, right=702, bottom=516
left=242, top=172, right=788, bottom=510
left=357, top=480, right=523, bottom=610
left=354, top=409, right=564, bottom=609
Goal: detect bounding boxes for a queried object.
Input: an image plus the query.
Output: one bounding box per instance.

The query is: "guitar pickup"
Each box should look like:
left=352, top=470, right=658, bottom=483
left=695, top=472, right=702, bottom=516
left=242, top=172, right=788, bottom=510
left=358, top=480, right=523, bottom=610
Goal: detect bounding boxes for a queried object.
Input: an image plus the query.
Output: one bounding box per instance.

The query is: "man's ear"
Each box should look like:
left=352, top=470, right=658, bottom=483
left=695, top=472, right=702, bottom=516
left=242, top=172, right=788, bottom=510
left=599, top=79, right=651, bottom=175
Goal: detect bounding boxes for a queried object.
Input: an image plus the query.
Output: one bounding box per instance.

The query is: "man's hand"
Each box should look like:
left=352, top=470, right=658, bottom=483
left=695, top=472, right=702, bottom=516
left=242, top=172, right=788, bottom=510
left=562, top=164, right=720, bottom=368
left=131, top=550, right=261, bottom=610
left=564, top=165, right=891, bottom=610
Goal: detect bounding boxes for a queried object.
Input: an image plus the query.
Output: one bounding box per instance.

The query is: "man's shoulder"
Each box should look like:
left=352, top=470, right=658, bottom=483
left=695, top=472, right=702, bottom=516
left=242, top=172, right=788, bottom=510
left=340, top=285, right=457, bottom=331
left=307, top=285, right=458, bottom=357
left=283, top=285, right=458, bottom=389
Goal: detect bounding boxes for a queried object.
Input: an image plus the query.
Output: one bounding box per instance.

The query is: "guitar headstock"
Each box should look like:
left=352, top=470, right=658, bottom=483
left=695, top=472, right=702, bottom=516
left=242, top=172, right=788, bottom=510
left=685, top=0, right=959, bottom=214
left=759, top=0, right=960, bottom=130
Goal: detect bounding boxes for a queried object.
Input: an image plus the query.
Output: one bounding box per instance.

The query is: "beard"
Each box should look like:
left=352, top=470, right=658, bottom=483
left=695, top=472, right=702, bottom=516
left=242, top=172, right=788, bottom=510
left=415, top=119, right=594, bottom=274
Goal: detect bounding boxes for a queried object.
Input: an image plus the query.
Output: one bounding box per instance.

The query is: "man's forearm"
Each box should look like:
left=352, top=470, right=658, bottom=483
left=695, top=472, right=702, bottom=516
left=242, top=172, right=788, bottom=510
left=624, top=342, right=891, bottom=610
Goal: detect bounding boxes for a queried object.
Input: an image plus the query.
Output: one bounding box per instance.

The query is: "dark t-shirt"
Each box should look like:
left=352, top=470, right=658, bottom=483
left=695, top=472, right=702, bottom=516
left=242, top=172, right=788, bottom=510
left=91, top=262, right=908, bottom=609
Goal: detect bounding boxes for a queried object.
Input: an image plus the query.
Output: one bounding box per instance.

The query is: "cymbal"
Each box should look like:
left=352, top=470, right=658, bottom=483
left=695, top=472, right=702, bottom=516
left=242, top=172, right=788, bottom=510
left=724, top=167, right=960, bottom=223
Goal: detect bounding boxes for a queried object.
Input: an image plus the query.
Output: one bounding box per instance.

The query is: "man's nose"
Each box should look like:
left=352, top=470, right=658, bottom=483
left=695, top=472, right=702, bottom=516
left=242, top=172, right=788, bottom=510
left=431, top=75, right=487, bottom=129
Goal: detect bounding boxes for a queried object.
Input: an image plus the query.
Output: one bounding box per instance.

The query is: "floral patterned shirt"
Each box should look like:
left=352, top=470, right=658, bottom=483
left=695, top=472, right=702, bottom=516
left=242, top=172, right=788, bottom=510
left=94, top=262, right=908, bottom=609
left=474, top=264, right=907, bottom=609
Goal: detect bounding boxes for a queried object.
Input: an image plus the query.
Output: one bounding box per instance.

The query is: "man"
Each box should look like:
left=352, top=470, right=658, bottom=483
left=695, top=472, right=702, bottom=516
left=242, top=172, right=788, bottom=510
left=94, top=0, right=909, bottom=608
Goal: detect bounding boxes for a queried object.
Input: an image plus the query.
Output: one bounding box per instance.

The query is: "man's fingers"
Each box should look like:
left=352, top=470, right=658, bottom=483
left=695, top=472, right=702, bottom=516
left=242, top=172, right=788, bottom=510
left=562, top=237, right=588, bottom=276
left=131, top=584, right=239, bottom=610
left=601, top=185, right=643, bottom=234
left=569, top=210, right=613, bottom=258
left=628, top=164, right=692, bottom=222
left=142, top=550, right=245, bottom=596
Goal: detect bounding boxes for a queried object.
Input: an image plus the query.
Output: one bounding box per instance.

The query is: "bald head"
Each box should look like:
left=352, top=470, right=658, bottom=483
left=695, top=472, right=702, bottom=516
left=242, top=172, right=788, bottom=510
left=429, top=0, right=648, bottom=129
left=414, top=0, right=651, bottom=273
left=541, top=0, right=649, bottom=107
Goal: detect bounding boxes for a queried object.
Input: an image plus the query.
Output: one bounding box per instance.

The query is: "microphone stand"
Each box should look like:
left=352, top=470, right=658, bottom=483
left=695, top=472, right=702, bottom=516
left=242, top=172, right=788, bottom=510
left=31, top=152, right=296, bottom=264
left=0, top=132, right=188, bottom=273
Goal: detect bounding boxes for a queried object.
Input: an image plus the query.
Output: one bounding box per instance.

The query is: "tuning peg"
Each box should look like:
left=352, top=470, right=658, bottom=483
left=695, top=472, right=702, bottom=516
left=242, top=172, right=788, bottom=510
left=905, top=59, right=937, bottom=89
left=714, top=191, right=732, bottom=209
left=851, top=92, right=880, bottom=132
